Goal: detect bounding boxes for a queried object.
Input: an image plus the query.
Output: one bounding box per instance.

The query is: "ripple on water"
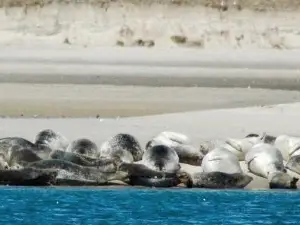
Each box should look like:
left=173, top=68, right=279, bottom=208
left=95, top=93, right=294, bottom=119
left=0, top=188, right=299, bottom=224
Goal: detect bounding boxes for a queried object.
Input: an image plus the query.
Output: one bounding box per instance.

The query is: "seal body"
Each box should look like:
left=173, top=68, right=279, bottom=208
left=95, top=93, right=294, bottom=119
left=188, top=172, right=253, bottom=189
left=66, top=138, right=98, bottom=158
left=245, top=143, right=298, bottom=189
left=202, top=147, right=243, bottom=174
left=27, top=159, right=128, bottom=185
left=100, top=133, right=143, bottom=163
left=120, top=145, right=182, bottom=187
left=50, top=150, right=117, bottom=171
left=146, top=132, right=203, bottom=166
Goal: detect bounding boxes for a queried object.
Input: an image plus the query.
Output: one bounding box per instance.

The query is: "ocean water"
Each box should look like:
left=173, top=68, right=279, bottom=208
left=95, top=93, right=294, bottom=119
left=0, top=187, right=299, bottom=225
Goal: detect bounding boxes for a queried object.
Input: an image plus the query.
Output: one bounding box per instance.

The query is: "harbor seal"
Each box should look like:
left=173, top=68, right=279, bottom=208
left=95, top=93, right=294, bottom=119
left=118, top=162, right=184, bottom=187
left=27, top=159, right=128, bottom=185
left=66, top=138, right=98, bottom=158
left=141, top=145, right=180, bottom=172
left=99, top=133, right=143, bottom=163
left=0, top=167, right=57, bottom=186
left=0, top=137, right=50, bottom=162
left=245, top=143, right=298, bottom=189
left=146, top=132, right=203, bottom=166
left=34, top=129, right=69, bottom=152
left=202, top=147, right=243, bottom=174
left=120, top=145, right=182, bottom=187
left=191, top=147, right=252, bottom=189
left=50, top=150, right=118, bottom=171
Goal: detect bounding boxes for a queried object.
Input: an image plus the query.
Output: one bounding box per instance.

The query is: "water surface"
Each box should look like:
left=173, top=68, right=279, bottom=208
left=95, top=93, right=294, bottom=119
left=0, top=187, right=298, bottom=224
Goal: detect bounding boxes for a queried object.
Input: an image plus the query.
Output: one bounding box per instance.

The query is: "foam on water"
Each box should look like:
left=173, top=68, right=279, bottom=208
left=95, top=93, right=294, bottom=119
left=0, top=187, right=299, bottom=224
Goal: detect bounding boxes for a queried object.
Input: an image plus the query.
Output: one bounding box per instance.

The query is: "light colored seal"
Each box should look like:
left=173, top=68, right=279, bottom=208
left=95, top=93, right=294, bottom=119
left=187, top=147, right=253, bottom=189
left=146, top=131, right=203, bottom=166
left=202, top=147, right=243, bottom=174
left=222, top=133, right=268, bottom=161
left=34, top=129, right=69, bottom=152
left=245, top=143, right=298, bottom=189
left=99, top=133, right=143, bottom=163
left=274, top=134, right=300, bottom=161
left=66, top=138, right=98, bottom=158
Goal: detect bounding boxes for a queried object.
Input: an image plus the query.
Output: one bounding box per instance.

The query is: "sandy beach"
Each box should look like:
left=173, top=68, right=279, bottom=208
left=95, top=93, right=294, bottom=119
left=1, top=1, right=300, bottom=189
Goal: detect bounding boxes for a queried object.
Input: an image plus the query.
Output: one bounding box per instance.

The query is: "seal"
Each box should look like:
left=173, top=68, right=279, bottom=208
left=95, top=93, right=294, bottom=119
left=184, top=172, right=253, bottom=189
left=66, top=138, right=98, bottom=158
left=9, top=148, right=42, bottom=169
left=274, top=134, right=300, bottom=161
left=118, top=162, right=184, bottom=187
left=27, top=159, right=128, bottom=185
left=190, top=147, right=252, bottom=189
left=119, top=145, right=182, bottom=187
left=245, top=143, right=298, bottom=189
left=0, top=137, right=50, bottom=163
left=141, top=145, right=180, bottom=172
left=0, top=167, right=57, bottom=186
left=34, top=129, right=70, bottom=152
left=201, top=147, right=243, bottom=174
left=50, top=150, right=118, bottom=171
left=99, top=133, right=143, bottom=163
left=146, top=132, right=203, bottom=166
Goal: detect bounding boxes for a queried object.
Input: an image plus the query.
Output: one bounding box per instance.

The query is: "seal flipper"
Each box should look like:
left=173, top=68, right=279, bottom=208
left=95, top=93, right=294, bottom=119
left=286, top=155, right=300, bottom=175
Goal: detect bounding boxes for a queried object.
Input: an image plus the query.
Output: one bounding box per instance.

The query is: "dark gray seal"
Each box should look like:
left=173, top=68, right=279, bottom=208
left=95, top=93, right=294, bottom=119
left=120, top=145, right=182, bottom=187
left=50, top=150, right=118, bottom=171
left=0, top=167, right=57, bottom=186
left=184, top=172, right=253, bottom=189
left=27, top=159, right=128, bottom=185
left=66, top=138, right=98, bottom=158
left=100, top=133, right=143, bottom=163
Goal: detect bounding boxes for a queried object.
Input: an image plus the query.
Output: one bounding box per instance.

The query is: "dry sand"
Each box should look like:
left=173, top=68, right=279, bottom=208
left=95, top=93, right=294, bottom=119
left=1, top=1, right=300, bottom=49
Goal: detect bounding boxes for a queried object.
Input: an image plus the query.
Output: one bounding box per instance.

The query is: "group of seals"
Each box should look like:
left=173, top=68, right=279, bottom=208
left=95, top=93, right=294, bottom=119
left=0, top=129, right=299, bottom=190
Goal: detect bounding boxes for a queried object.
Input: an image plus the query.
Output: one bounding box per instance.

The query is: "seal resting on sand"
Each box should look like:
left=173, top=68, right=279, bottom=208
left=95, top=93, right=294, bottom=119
left=49, top=150, right=122, bottom=172
left=0, top=167, right=57, bottom=186
left=120, top=145, right=183, bottom=187
left=99, top=133, right=143, bottom=163
left=146, top=131, right=203, bottom=166
left=245, top=143, right=298, bottom=189
left=26, top=159, right=128, bottom=185
left=0, top=137, right=50, bottom=163
left=190, top=147, right=253, bottom=189
left=66, top=138, right=98, bottom=158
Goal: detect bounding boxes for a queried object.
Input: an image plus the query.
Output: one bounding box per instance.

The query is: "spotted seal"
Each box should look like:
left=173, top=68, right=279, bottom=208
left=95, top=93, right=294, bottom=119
left=27, top=159, right=128, bottom=185
left=119, top=145, right=183, bottom=187
left=245, top=143, right=298, bottom=189
left=66, top=138, right=98, bottom=158
left=99, top=133, right=143, bottom=163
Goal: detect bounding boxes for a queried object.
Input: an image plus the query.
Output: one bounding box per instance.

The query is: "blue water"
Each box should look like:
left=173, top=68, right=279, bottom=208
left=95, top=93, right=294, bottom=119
left=0, top=187, right=299, bottom=225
